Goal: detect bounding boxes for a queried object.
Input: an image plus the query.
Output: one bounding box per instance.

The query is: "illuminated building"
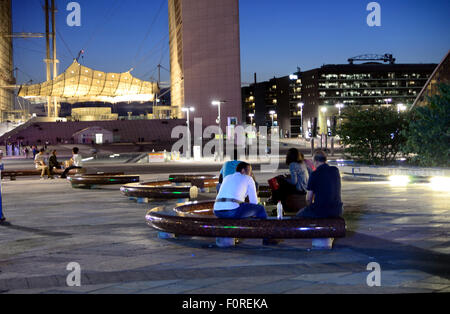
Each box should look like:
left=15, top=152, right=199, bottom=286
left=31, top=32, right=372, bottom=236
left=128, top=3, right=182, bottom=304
left=168, top=0, right=242, bottom=128
left=19, top=60, right=159, bottom=104
left=299, top=60, right=436, bottom=135
left=0, top=0, right=14, bottom=122
left=243, top=58, right=437, bottom=137
left=242, top=72, right=302, bottom=138
left=71, top=107, right=118, bottom=122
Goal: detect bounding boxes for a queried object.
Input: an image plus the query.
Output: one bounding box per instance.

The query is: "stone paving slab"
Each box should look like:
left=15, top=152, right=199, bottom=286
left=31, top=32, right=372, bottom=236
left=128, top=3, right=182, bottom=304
left=0, top=169, right=449, bottom=294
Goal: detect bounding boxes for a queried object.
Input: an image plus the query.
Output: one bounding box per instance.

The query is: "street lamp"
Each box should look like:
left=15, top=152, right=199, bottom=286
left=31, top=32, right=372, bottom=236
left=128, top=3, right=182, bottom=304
left=397, top=103, right=407, bottom=113
left=212, top=100, right=226, bottom=161
left=181, top=106, right=195, bottom=159
left=269, top=110, right=276, bottom=127
left=249, top=113, right=255, bottom=126
left=212, top=100, right=227, bottom=125
left=298, top=102, right=304, bottom=137
left=335, top=103, right=344, bottom=116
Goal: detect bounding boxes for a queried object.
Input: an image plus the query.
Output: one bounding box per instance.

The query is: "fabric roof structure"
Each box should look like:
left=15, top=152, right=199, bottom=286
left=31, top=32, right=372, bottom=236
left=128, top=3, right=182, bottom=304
left=18, top=60, right=159, bottom=104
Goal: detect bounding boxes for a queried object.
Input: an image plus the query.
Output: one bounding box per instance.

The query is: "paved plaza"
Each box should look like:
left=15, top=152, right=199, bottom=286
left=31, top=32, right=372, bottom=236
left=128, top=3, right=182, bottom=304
left=0, top=162, right=449, bottom=294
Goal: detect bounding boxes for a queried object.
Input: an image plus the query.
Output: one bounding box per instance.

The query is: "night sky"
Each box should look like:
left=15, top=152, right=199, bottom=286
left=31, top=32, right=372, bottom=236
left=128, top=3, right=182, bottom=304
left=11, top=0, right=450, bottom=86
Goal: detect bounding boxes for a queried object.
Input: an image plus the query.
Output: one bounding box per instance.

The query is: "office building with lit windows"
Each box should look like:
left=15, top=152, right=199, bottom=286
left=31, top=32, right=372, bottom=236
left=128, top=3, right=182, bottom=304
left=243, top=60, right=437, bottom=138
left=300, top=62, right=437, bottom=135
left=242, top=74, right=300, bottom=138
left=169, top=0, right=242, bottom=128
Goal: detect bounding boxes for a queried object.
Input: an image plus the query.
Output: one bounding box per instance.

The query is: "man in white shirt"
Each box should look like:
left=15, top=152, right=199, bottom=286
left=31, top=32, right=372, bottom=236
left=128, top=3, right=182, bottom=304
left=214, top=162, right=267, bottom=219
left=60, top=147, right=84, bottom=179
left=34, top=148, right=51, bottom=179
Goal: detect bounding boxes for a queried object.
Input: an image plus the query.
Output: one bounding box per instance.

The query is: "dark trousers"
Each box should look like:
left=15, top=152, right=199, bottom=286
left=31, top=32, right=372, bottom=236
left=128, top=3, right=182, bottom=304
left=61, top=166, right=82, bottom=178
left=271, top=176, right=306, bottom=203
left=49, top=164, right=62, bottom=175
left=296, top=205, right=343, bottom=219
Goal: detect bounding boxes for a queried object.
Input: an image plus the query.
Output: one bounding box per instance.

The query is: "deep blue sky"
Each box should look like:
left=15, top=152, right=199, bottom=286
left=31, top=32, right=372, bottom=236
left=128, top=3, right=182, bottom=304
left=12, top=0, right=450, bottom=85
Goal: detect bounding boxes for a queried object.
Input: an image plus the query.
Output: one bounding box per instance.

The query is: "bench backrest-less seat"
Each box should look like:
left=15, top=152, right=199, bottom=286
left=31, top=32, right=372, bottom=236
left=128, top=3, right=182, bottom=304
left=146, top=201, right=346, bottom=240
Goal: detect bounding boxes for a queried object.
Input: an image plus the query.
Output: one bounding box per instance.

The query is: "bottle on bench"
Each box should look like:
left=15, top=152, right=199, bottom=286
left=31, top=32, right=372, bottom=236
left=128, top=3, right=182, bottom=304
left=277, top=201, right=284, bottom=220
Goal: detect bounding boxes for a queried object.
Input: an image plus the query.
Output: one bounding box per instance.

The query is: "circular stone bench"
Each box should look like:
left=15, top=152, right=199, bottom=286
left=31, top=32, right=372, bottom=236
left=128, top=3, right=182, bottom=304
left=190, top=178, right=219, bottom=190
left=1, top=168, right=87, bottom=181
left=68, top=174, right=140, bottom=189
left=169, top=174, right=217, bottom=183
left=121, top=181, right=199, bottom=202
left=146, top=201, right=346, bottom=249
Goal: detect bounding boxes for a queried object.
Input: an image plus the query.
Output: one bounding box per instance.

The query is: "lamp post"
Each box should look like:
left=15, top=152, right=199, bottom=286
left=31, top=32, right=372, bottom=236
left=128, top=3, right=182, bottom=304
left=249, top=113, right=255, bottom=126
left=335, top=103, right=344, bottom=116
left=212, top=100, right=226, bottom=161
left=320, top=107, right=328, bottom=149
left=298, top=102, right=304, bottom=137
left=269, top=110, right=276, bottom=126
left=397, top=103, right=406, bottom=114
left=182, top=106, right=195, bottom=159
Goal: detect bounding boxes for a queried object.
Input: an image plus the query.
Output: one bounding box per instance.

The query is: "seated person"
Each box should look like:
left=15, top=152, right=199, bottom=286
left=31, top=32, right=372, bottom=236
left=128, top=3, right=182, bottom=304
left=296, top=150, right=343, bottom=219
left=60, top=147, right=83, bottom=179
left=34, top=148, right=51, bottom=180
left=49, top=150, right=63, bottom=175
left=214, top=162, right=267, bottom=219
left=300, top=152, right=315, bottom=175
left=216, top=148, right=243, bottom=193
left=271, top=148, right=309, bottom=206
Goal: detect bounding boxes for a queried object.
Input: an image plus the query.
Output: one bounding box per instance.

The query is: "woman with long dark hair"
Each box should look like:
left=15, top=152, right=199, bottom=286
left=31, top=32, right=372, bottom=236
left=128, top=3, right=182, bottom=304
left=270, top=148, right=309, bottom=208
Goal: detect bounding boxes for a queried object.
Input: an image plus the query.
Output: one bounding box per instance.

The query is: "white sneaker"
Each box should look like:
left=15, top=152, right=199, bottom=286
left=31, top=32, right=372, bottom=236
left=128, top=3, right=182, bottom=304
left=40, top=177, right=45, bottom=181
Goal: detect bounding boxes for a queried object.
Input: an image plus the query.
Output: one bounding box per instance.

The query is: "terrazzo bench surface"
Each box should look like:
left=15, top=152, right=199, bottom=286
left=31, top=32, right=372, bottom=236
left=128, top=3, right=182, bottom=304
left=2, top=168, right=86, bottom=180
left=146, top=201, right=346, bottom=249
left=68, top=174, right=139, bottom=188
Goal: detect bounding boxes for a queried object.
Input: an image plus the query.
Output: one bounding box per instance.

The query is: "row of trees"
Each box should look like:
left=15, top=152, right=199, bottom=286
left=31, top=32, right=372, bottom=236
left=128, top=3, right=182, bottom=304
left=336, top=84, right=449, bottom=167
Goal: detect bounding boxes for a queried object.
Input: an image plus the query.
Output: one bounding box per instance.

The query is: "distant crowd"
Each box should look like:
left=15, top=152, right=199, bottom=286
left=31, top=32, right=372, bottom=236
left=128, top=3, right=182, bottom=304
left=1, top=141, right=53, bottom=159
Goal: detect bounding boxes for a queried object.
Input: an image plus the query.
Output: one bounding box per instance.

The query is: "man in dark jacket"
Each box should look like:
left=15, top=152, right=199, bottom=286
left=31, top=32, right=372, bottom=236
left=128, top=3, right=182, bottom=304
left=49, top=150, right=62, bottom=176
left=296, top=150, right=343, bottom=218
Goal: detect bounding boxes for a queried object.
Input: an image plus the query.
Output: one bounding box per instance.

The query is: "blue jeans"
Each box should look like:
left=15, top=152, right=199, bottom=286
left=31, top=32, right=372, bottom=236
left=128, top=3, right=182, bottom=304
left=214, top=203, right=267, bottom=219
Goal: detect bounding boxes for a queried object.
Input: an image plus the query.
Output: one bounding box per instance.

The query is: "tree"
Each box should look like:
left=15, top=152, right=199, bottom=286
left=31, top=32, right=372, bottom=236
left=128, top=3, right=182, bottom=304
left=336, top=105, right=408, bottom=165
left=402, top=84, right=450, bottom=167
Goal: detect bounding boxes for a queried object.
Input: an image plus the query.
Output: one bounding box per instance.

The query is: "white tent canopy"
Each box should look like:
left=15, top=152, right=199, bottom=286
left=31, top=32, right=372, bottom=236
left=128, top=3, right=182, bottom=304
left=18, top=60, right=159, bottom=104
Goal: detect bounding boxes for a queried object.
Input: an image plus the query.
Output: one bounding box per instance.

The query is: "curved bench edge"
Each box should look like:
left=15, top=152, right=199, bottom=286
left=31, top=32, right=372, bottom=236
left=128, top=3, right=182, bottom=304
left=145, top=209, right=346, bottom=239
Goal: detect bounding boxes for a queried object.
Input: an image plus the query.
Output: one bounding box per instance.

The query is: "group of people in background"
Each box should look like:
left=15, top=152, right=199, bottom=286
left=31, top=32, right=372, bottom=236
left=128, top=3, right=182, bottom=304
left=213, top=147, right=343, bottom=244
left=34, top=147, right=84, bottom=180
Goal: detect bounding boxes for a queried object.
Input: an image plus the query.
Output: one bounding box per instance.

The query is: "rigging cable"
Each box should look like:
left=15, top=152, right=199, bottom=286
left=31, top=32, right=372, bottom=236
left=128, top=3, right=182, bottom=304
left=132, top=33, right=169, bottom=70
left=81, top=0, right=123, bottom=51
left=132, top=0, right=166, bottom=67
left=56, top=28, right=75, bottom=59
